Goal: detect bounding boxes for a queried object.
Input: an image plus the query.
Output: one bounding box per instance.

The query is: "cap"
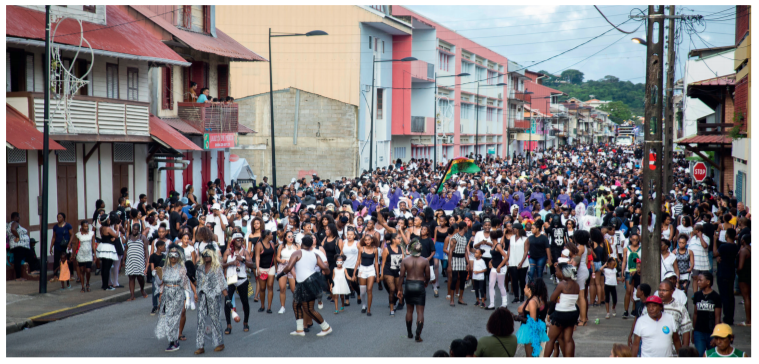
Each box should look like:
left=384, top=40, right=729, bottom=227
left=710, top=323, right=733, bottom=338
left=231, top=233, right=244, bottom=240
left=644, top=295, right=663, bottom=306
left=664, top=271, right=677, bottom=279
left=212, top=203, right=220, bottom=210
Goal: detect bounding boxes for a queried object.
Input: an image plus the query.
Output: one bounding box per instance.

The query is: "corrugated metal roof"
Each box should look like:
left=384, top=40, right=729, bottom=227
left=7, top=6, right=188, bottom=65
left=238, top=124, right=256, bottom=134
left=149, top=115, right=203, bottom=151
left=130, top=6, right=266, bottom=62
left=689, top=74, right=736, bottom=87
left=6, top=104, right=66, bottom=150
left=161, top=118, right=202, bottom=135
left=676, top=135, right=733, bottom=144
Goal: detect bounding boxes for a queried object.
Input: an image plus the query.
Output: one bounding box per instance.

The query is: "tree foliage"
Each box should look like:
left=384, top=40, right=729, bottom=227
left=560, top=69, right=585, bottom=84
left=544, top=74, right=645, bottom=116
left=597, top=101, right=632, bottom=123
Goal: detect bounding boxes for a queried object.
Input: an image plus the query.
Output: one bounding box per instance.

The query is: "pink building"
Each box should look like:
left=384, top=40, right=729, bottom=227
left=388, top=6, right=530, bottom=163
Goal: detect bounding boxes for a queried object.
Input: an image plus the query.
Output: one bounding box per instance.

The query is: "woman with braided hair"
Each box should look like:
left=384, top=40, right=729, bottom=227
left=155, top=243, right=196, bottom=352
left=193, top=244, right=230, bottom=354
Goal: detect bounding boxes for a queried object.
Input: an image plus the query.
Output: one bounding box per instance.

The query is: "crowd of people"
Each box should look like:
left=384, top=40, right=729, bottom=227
left=6, top=141, right=751, bottom=357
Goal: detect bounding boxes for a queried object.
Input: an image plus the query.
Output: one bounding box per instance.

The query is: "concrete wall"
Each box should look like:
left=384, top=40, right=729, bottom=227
left=233, top=88, right=359, bottom=184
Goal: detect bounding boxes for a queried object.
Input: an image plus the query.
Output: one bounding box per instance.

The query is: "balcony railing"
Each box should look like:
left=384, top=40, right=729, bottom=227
left=410, top=60, right=434, bottom=82
left=511, top=120, right=530, bottom=129
left=178, top=103, right=239, bottom=134
left=20, top=93, right=150, bottom=135
left=507, top=89, right=530, bottom=103
left=697, top=122, right=733, bottom=135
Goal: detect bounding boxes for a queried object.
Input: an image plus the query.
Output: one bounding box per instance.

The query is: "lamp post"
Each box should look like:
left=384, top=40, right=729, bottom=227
left=269, top=29, right=327, bottom=211
left=475, top=82, right=507, bottom=160
left=523, top=91, right=534, bottom=170
left=434, top=72, right=469, bottom=169
left=369, top=56, right=417, bottom=172
left=631, top=37, right=648, bottom=45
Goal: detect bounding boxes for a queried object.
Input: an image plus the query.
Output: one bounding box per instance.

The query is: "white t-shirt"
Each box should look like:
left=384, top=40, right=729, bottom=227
left=578, top=215, right=601, bottom=232
left=634, top=312, right=678, bottom=357
left=206, top=214, right=228, bottom=246
left=473, top=258, right=487, bottom=280
left=603, top=268, right=618, bottom=286
left=182, top=245, right=195, bottom=262
left=660, top=253, right=677, bottom=281
left=473, top=231, right=493, bottom=258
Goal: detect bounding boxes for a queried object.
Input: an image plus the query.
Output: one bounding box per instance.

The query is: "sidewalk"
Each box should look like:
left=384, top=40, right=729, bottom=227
left=6, top=273, right=153, bottom=335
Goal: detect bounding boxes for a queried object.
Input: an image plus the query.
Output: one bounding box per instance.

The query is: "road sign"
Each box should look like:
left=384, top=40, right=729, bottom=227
left=693, top=162, right=707, bottom=182
left=649, top=151, right=656, bottom=170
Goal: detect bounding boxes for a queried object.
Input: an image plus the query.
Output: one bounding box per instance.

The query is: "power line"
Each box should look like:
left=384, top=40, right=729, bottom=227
left=594, top=5, right=637, bottom=34
left=552, top=32, right=633, bottom=74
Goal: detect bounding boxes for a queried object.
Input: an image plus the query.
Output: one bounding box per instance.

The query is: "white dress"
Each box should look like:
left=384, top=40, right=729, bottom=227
left=75, top=231, right=95, bottom=263
left=331, top=267, right=350, bottom=295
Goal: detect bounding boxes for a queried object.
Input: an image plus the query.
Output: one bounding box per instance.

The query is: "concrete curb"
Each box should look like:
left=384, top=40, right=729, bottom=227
left=6, top=286, right=154, bottom=335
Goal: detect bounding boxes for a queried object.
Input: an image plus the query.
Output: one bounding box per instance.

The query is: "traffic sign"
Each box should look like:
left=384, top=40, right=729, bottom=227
left=693, top=162, right=707, bottom=182
left=649, top=151, right=656, bottom=170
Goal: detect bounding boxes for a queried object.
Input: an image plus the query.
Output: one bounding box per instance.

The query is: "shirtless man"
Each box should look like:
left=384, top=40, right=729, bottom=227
left=398, top=240, right=431, bottom=343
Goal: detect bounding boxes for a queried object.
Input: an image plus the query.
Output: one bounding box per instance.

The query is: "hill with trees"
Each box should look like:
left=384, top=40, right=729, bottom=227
left=537, top=69, right=645, bottom=122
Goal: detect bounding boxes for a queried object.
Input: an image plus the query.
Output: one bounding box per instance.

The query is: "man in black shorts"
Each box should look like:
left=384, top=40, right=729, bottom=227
left=398, top=240, right=431, bottom=343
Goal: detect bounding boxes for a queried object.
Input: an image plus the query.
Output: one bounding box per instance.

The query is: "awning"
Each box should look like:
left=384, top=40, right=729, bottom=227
left=514, top=133, right=551, bottom=141
left=7, top=6, right=189, bottom=66
left=238, top=124, right=256, bottom=134
left=676, top=135, right=732, bottom=145
left=130, top=6, right=267, bottom=62
left=161, top=118, right=202, bottom=135
left=6, top=104, right=66, bottom=150
left=149, top=115, right=202, bottom=151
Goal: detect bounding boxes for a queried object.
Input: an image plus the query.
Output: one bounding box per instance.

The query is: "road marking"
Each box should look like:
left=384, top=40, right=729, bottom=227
left=246, top=328, right=267, bottom=338
left=27, top=298, right=105, bottom=320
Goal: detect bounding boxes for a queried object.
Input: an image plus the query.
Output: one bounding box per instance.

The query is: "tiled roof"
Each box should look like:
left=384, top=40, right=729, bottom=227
left=6, top=104, right=66, bottom=150
left=150, top=115, right=203, bottom=151
left=238, top=124, right=256, bottom=134
left=676, top=135, right=733, bottom=144
left=689, top=74, right=736, bottom=87
left=161, top=118, right=202, bottom=135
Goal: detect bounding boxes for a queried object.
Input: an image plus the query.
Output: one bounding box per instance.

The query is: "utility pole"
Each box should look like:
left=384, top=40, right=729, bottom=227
left=663, top=5, right=676, bottom=194
left=40, top=5, right=51, bottom=294
left=639, top=5, right=665, bottom=287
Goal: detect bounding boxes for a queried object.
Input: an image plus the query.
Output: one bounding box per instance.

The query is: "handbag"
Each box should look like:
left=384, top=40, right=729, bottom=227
left=258, top=245, right=276, bottom=280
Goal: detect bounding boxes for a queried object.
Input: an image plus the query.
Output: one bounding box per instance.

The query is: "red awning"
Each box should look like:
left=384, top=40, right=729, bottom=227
left=149, top=115, right=202, bottom=151
left=6, top=104, right=66, bottom=150
left=130, top=6, right=267, bottom=62
left=7, top=6, right=188, bottom=66
left=677, top=135, right=733, bottom=144
left=161, top=118, right=202, bottom=135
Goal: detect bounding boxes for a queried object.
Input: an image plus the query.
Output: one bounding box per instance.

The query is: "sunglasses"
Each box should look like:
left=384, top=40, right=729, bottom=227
left=168, top=252, right=180, bottom=258
left=201, top=252, right=213, bottom=258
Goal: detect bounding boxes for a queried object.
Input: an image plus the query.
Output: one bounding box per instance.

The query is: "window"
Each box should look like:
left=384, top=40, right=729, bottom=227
left=487, top=70, right=497, bottom=85
left=82, top=5, right=96, bottom=13
left=76, top=60, right=89, bottom=96
left=217, top=64, right=229, bottom=100
left=375, top=38, right=379, bottom=54
left=487, top=108, right=494, bottom=122
left=162, top=66, right=173, bottom=110
left=25, top=54, right=34, bottom=92
left=182, top=5, right=192, bottom=28
left=476, top=66, right=486, bottom=82
left=439, top=52, right=450, bottom=71
left=460, top=104, right=473, bottom=120
left=376, top=88, right=383, bottom=120
left=106, top=63, right=118, bottom=99
left=382, top=40, right=385, bottom=54
left=6, top=50, right=34, bottom=92
left=127, top=67, right=138, bottom=101
left=393, top=147, right=406, bottom=159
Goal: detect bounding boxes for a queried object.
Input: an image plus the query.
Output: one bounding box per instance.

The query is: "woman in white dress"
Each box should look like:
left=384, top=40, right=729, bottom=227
left=276, top=231, right=299, bottom=314
left=70, top=221, right=95, bottom=292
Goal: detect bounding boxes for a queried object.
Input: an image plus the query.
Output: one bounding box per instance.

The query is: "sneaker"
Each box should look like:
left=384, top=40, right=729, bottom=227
left=318, top=302, right=323, bottom=310
left=290, top=331, right=305, bottom=336
left=612, top=308, right=617, bottom=317
left=190, top=300, right=196, bottom=311
left=278, top=306, right=286, bottom=314
left=622, top=311, right=629, bottom=319
left=106, top=287, right=116, bottom=291
left=390, top=310, right=395, bottom=316
left=605, top=313, right=611, bottom=319
left=316, top=327, right=333, bottom=337
left=151, top=307, right=158, bottom=315
left=165, top=342, right=180, bottom=352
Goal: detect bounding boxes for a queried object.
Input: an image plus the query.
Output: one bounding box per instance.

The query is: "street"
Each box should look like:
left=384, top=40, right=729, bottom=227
left=7, top=274, right=751, bottom=357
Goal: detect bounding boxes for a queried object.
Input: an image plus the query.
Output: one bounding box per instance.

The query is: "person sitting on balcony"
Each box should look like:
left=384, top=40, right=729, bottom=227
left=197, top=88, right=211, bottom=103
left=188, top=81, right=198, bottom=102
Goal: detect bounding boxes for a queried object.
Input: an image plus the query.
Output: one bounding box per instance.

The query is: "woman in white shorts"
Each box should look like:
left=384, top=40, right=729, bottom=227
left=352, top=235, right=379, bottom=316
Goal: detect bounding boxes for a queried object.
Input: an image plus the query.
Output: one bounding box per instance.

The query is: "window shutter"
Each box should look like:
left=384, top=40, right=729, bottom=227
left=182, top=5, right=192, bottom=28
left=162, top=66, right=173, bottom=110
left=203, top=5, right=211, bottom=34
left=217, top=64, right=229, bottom=100
left=369, top=36, right=372, bottom=49
left=7, top=52, right=12, bottom=92
left=25, top=54, right=34, bottom=92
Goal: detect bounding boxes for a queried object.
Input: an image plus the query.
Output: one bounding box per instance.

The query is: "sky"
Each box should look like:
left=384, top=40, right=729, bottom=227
left=406, top=5, right=738, bottom=84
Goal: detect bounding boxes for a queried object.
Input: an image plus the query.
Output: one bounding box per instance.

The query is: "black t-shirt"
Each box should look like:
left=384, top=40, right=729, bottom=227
left=169, top=211, right=183, bottom=239
left=419, top=237, right=435, bottom=266
left=546, top=226, right=566, bottom=250
left=701, top=222, right=717, bottom=250
left=149, top=252, right=166, bottom=269
left=717, top=242, right=740, bottom=279
left=186, top=217, right=200, bottom=232
left=693, top=290, right=722, bottom=333
left=528, top=234, right=550, bottom=259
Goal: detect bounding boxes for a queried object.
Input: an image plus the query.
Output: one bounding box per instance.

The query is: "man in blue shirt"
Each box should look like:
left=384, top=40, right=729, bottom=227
left=180, top=197, right=192, bottom=219
left=196, top=87, right=210, bottom=103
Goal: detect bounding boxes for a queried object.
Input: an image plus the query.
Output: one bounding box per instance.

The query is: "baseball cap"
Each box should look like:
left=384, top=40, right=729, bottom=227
left=664, top=271, right=677, bottom=279
left=711, top=323, right=733, bottom=338
left=212, top=203, right=220, bottom=210
left=231, top=233, right=244, bottom=240
left=644, top=295, right=663, bottom=306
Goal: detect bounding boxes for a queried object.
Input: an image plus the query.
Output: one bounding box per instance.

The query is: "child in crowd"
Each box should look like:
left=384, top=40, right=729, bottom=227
left=602, top=258, right=622, bottom=319
left=472, top=249, right=487, bottom=308
left=331, top=255, right=351, bottom=314
left=149, top=240, right=167, bottom=315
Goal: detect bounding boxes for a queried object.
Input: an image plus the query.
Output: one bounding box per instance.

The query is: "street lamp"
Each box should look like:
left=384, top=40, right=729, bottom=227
left=632, top=37, right=648, bottom=45
left=474, top=82, right=507, bottom=160
left=369, top=56, right=417, bottom=172
left=434, top=72, right=469, bottom=169
left=269, top=29, right=327, bottom=211
left=522, top=91, right=534, bottom=170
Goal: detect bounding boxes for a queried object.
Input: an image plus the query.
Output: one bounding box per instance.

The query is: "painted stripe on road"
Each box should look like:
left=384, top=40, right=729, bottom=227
left=246, top=328, right=267, bottom=338
left=28, top=298, right=105, bottom=320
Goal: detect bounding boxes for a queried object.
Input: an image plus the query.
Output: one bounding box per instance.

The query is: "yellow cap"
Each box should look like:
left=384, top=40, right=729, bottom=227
left=711, top=323, right=733, bottom=338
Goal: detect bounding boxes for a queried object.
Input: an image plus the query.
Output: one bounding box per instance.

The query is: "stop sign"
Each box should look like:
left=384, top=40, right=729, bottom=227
left=693, top=162, right=707, bottom=182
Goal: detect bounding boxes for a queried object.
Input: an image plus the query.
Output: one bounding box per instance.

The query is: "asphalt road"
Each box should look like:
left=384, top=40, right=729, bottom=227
left=7, top=273, right=751, bottom=357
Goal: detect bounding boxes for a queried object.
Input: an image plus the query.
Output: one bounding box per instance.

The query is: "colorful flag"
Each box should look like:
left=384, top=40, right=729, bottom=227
left=436, top=157, right=481, bottom=194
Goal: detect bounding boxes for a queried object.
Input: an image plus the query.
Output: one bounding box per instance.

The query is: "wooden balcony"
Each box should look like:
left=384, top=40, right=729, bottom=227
left=9, top=92, right=151, bottom=136
left=178, top=103, right=239, bottom=134
left=697, top=122, right=733, bottom=135
left=511, top=120, right=530, bottom=129
left=508, top=90, right=531, bottom=103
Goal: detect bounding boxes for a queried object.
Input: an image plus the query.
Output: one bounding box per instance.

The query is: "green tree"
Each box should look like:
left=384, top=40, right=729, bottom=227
left=601, top=75, right=619, bottom=83
left=561, top=69, right=585, bottom=84
left=597, top=101, right=632, bottom=123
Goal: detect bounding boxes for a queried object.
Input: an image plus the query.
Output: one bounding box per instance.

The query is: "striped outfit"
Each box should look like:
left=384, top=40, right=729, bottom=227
left=450, top=233, right=468, bottom=271
left=688, top=236, right=710, bottom=271
left=125, top=238, right=146, bottom=276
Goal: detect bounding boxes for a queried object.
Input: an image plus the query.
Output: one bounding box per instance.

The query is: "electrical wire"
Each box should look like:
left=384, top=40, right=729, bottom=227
left=594, top=5, right=637, bottom=34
